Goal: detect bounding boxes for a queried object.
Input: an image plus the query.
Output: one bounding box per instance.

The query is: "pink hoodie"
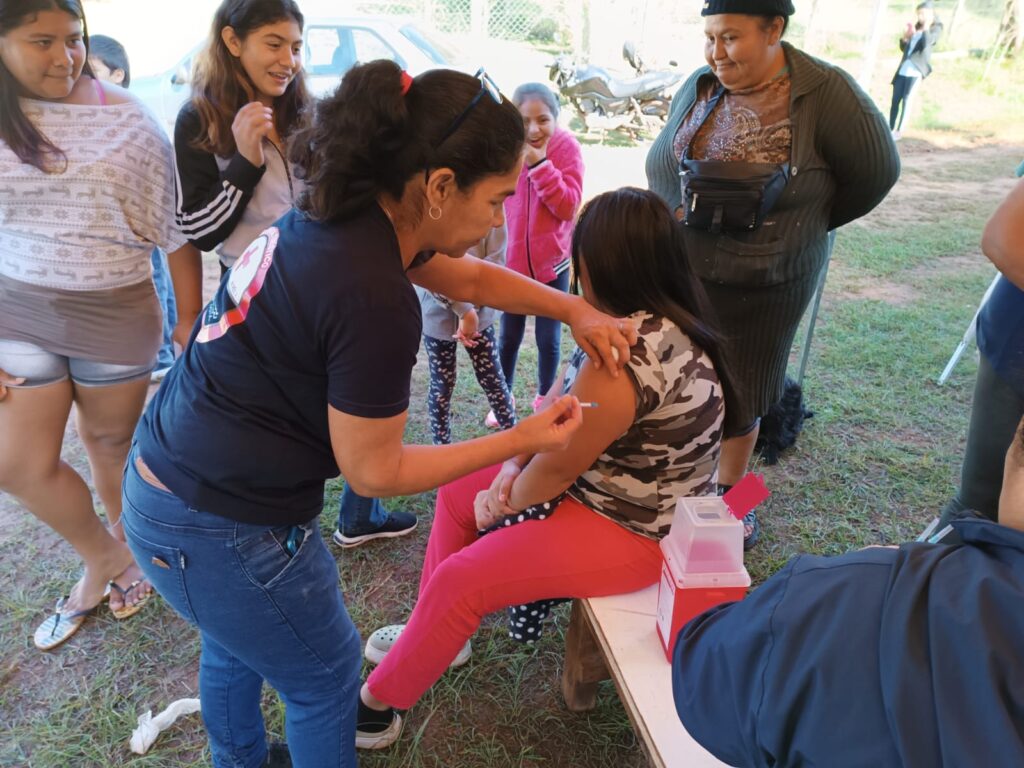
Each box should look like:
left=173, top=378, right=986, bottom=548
left=504, top=128, right=585, bottom=283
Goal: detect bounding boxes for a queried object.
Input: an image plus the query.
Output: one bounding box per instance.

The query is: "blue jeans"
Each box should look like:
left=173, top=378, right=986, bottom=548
left=336, top=485, right=387, bottom=536
left=152, top=248, right=178, bottom=369
left=498, top=270, right=569, bottom=395
left=122, top=447, right=361, bottom=768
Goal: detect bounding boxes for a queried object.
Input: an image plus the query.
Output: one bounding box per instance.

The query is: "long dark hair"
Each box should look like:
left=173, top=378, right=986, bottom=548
left=290, top=61, right=524, bottom=223
left=571, top=187, right=738, bottom=410
left=189, top=0, right=310, bottom=156
left=0, top=0, right=93, bottom=173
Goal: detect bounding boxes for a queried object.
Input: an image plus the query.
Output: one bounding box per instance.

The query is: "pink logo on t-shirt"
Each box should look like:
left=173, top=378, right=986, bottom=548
left=196, top=227, right=278, bottom=343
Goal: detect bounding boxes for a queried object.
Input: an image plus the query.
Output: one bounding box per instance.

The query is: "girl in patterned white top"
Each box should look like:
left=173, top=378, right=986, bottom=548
left=357, top=187, right=737, bottom=746
left=0, top=0, right=186, bottom=650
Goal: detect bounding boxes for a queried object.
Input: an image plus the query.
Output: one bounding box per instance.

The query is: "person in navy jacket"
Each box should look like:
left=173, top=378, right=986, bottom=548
left=673, top=431, right=1024, bottom=766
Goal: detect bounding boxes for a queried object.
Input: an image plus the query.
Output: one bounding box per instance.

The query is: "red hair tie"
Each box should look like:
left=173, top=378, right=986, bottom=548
left=399, top=70, right=413, bottom=96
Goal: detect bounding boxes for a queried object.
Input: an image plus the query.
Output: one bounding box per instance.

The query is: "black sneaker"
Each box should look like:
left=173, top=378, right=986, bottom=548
left=261, top=742, right=291, bottom=767
left=332, top=511, right=417, bottom=548
left=355, top=699, right=403, bottom=750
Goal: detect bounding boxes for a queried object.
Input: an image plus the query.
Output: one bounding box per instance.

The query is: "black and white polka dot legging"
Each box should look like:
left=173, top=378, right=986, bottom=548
left=424, top=325, right=515, bottom=445
left=480, top=492, right=570, bottom=643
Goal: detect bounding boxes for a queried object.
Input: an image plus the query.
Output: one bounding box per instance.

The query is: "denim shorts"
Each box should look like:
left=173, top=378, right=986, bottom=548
left=0, top=339, right=153, bottom=388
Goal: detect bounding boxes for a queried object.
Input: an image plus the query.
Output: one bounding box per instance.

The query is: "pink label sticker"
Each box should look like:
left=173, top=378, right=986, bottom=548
left=722, top=473, right=770, bottom=519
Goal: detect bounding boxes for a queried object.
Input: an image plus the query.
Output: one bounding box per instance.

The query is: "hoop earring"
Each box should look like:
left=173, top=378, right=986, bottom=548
left=428, top=206, right=443, bottom=221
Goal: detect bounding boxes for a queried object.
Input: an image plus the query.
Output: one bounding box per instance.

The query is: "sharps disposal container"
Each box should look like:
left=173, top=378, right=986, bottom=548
left=655, top=496, right=751, bottom=661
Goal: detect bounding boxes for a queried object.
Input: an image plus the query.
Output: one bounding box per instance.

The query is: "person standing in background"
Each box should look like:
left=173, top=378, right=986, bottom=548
left=889, top=0, right=943, bottom=139
left=646, top=0, right=899, bottom=549
left=0, top=0, right=186, bottom=649
left=492, top=82, right=584, bottom=425
left=87, top=33, right=185, bottom=381
left=420, top=223, right=516, bottom=445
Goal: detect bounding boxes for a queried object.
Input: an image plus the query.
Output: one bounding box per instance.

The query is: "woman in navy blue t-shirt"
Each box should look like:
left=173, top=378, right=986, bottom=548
left=121, top=61, right=635, bottom=768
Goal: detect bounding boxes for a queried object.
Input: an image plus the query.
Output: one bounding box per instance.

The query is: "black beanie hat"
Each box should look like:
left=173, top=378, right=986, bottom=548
left=701, top=0, right=795, bottom=16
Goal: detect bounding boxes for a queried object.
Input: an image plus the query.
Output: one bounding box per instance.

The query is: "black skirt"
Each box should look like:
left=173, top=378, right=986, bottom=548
left=703, top=271, right=820, bottom=436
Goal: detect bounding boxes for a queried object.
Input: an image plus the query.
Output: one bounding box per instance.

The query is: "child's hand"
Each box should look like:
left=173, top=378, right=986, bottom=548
left=524, top=140, right=548, bottom=167
left=486, top=460, right=522, bottom=517
left=454, top=308, right=481, bottom=348
left=474, top=490, right=506, bottom=530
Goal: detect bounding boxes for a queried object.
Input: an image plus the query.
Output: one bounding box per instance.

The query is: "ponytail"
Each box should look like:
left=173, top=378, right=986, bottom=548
left=290, top=61, right=524, bottom=223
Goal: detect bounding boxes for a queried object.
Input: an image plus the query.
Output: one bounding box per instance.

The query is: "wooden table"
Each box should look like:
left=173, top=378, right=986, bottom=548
left=562, top=585, right=732, bottom=768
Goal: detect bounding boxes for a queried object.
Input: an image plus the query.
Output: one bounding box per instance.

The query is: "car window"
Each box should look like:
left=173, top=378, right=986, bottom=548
left=351, top=28, right=404, bottom=67
left=399, top=24, right=451, bottom=66
left=170, top=56, right=193, bottom=85
left=305, top=25, right=352, bottom=75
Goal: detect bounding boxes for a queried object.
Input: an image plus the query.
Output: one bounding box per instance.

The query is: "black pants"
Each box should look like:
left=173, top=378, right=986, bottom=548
left=424, top=325, right=515, bottom=444
left=889, top=75, right=918, bottom=131
left=941, top=355, right=1024, bottom=524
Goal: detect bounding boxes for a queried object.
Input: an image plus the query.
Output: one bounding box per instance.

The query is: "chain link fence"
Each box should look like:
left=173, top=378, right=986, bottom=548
left=347, top=0, right=1016, bottom=77
left=352, top=0, right=574, bottom=42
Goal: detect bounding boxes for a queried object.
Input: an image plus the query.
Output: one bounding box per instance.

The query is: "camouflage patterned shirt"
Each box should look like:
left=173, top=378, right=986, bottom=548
left=566, top=311, right=724, bottom=539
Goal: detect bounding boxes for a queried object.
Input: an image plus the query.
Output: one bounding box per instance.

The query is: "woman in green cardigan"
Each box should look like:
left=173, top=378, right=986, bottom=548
left=646, top=0, right=899, bottom=548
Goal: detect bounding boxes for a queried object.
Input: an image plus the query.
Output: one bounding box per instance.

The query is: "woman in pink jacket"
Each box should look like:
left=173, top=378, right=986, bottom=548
left=490, top=83, right=585, bottom=422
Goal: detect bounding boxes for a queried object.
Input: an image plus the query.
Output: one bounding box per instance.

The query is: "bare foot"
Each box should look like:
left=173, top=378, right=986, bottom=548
left=108, top=561, right=153, bottom=615
left=60, top=569, right=112, bottom=616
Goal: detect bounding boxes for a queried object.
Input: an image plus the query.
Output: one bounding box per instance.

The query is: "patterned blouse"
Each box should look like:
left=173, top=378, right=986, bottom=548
left=0, top=97, right=185, bottom=291
left=673, top=71, right=793, bottom=164
left=565, top=311, right=724, bottom=539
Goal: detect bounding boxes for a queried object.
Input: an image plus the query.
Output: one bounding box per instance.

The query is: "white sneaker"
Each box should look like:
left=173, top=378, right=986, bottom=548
left=484, top=395, right=514, bottom=429
left=355, top=710, right=403, bottom=750
left=364, top=624, right=472, bottom=668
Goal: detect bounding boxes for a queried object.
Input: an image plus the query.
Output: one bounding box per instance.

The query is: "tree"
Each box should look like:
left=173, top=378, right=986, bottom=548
left=858, top=0, right=890, bottom=88
left=802, top=0, right=824, bottom=54
left=946, top=0, right=968, bottom=44
left=1000, top=0, right=1023, bottom=53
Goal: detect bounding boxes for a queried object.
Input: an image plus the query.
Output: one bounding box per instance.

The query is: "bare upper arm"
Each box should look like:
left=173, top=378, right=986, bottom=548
left=519, top=355, right=637, bottom=485
left=982, top=177, right=1024, bottom=288
left=407, top=252, right=482, bottom=304
left=327, top=405, right=408, bottom=497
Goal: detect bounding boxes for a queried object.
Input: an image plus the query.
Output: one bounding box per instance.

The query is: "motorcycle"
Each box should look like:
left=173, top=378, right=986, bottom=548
left=548, top=42, right=683, bottom=137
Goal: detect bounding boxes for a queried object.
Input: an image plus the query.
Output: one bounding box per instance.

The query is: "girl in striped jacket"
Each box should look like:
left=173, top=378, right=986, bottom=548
left=172, top=0, right=310, bottom=275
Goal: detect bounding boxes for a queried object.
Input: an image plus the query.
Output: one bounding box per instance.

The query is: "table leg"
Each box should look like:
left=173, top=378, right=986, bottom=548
left=562, top=599, right=610, bottom=712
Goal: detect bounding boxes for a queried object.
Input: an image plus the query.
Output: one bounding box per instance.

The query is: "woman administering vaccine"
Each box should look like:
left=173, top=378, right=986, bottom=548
left=121, top=61, right=633, bottom=768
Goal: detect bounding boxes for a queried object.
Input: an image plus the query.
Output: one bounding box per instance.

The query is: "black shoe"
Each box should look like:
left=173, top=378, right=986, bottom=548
left=355, top=698, right=403, bottom=749
left=742, top=511, right=761, bottom=551
left=332, top=511, right=417, bottom=548
left=262, top=742, right=291, bottom=767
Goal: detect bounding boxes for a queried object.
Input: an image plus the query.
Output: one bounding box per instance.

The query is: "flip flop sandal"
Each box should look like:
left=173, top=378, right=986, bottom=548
left=108, top=578, right=153, bottom=620
left=743, top=511, right=761, bottom=552
left=33, top=596, right=99, bottom=651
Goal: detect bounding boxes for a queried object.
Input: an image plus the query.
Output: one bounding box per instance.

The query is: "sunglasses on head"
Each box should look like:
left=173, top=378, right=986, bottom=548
left=432, top=68, right=503, bottom=150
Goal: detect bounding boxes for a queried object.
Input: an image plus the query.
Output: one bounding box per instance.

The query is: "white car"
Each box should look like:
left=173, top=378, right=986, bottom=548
left=132, top=16, right=460, bottom=136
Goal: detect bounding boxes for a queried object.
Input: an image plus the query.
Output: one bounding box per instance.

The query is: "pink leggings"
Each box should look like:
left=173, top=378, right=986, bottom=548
left=367, top=464, right=663, bottom=709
